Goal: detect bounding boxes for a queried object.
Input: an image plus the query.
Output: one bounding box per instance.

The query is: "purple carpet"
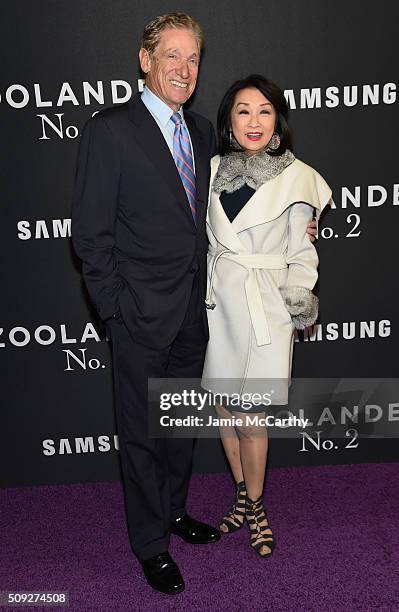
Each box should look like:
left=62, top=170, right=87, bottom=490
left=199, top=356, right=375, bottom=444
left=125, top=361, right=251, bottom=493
left=1, top=463, right=398, bottom=611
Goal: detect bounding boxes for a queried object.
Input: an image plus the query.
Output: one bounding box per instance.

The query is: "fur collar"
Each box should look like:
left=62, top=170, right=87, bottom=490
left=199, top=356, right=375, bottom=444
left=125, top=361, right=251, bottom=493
left=212, top=149, right=295, bottom=194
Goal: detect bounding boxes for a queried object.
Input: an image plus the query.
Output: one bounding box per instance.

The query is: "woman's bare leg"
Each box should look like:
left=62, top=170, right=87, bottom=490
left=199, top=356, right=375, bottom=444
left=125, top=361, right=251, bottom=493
left=216, top=404, right=245, bottom=532
left=216, top=403, right=244, bottom=484
left=233, top=411, right=268, bottom=500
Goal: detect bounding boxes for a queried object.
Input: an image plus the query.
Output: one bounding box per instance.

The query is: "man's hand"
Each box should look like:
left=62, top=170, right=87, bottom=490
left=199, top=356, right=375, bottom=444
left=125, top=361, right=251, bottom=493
left=306, top=219, right=317, bottom=242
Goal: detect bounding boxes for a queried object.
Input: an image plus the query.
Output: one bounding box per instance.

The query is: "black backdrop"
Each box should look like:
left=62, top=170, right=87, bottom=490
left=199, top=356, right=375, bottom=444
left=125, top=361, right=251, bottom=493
left=1, top=0, right=398, bottom=487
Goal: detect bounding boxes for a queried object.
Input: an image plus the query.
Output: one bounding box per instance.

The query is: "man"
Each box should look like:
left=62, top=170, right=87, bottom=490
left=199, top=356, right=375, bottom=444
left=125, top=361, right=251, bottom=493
left=72, top=12, right=317, bottom=595
left=72, top=13, right=218, bottom=596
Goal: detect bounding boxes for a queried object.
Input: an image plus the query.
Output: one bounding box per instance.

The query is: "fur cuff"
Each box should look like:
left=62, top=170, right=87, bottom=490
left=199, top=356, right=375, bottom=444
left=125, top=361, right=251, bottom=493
left=280, top=286, right=319, bottom=329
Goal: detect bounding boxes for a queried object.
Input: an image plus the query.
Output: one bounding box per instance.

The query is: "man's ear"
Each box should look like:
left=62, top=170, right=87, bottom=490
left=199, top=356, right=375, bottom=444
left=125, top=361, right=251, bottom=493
left=139, top=48, right=151, bottom=74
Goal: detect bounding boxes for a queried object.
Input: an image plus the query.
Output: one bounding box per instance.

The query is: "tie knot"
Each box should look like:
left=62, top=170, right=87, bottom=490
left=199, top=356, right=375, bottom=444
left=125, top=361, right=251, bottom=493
left=171, top=112, right=182, bottom=127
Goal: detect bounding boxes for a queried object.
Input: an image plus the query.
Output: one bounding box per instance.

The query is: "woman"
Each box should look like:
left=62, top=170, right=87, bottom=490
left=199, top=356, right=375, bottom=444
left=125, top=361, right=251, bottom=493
left=202, top=75, right=331, bottom=558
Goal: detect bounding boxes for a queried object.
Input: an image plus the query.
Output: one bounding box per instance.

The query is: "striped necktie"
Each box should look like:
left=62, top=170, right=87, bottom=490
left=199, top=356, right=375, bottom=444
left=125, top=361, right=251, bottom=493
left=171, top=112, right=197, bottom=223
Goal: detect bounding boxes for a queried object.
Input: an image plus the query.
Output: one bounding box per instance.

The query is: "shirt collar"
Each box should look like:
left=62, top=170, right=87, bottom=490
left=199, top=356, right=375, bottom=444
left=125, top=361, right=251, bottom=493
left=141, top=85, right=185, bottom=127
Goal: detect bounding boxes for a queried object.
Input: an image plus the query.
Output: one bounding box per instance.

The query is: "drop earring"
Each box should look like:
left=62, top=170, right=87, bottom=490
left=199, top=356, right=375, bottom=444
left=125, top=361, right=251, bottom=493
left=266, top=133, right=280, bottom=151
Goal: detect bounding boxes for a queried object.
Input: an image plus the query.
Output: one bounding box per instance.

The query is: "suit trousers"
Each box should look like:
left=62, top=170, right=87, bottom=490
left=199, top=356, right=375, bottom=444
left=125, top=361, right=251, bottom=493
left=107, top=272, right=207, bottom=560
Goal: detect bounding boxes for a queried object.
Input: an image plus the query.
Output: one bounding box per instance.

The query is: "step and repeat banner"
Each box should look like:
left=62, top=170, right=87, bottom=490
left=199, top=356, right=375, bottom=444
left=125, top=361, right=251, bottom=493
left=1, top=0, right=398, bottom=486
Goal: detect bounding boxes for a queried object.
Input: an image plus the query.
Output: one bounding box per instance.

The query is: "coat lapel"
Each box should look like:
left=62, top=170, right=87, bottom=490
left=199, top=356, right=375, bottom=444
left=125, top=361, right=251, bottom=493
left=184, top=111, right=208, bottom=225
left=207, top=156, right=247, bottom=252
left=127, top=95, right=195, bottom=226
left=207, top=156, right=332, bottom=247
left=208, top=191, right=248, bottom=252
left=184, top=112, right=207, bottom=202
left=231, top=160, right=332, bottom=234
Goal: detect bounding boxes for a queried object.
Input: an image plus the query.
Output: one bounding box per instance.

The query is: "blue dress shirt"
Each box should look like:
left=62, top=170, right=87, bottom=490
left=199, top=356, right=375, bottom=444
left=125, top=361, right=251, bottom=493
left=141, top=85, right=196, bottom=171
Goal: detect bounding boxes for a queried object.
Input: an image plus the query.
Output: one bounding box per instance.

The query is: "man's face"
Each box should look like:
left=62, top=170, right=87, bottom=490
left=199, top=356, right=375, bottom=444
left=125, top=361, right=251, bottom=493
left=139, top=27, right=200, bottom=112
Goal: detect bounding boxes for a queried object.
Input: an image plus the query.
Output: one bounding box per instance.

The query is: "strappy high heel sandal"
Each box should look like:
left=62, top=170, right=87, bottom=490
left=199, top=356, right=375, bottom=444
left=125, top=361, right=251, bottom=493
left=219, top=480, right=247, bottom=534
left=245, top=495, right=276, bottom=557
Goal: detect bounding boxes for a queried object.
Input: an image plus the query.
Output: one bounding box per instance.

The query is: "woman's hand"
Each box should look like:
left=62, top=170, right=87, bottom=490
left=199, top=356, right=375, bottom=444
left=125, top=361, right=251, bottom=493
left=306, top=219, right=317, bottom=242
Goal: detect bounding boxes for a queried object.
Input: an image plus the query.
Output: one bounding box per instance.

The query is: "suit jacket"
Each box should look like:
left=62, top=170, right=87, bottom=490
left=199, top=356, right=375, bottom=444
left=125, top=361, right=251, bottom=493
left=72, top=94, right=216, bottom=349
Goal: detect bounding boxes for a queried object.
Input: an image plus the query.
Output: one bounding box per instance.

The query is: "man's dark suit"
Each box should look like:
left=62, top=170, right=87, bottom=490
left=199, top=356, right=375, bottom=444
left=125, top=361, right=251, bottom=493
left=72, top=94, right=216, bottom=560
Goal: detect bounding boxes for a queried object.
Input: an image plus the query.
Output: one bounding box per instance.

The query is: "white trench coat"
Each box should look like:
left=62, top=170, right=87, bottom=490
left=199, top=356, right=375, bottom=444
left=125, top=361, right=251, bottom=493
left=201, top=155, right=332, bottom=404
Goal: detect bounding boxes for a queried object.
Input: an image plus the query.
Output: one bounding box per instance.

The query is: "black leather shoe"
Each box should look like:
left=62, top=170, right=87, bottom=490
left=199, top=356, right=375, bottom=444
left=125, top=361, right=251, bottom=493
left=170, top=514, right=221, bottom=544
left=140, top=552, right=184, bottom=595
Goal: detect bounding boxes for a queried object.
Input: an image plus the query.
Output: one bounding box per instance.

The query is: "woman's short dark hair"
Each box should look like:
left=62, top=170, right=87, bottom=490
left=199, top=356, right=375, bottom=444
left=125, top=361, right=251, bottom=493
left=217, top=74, right=293, bottom=156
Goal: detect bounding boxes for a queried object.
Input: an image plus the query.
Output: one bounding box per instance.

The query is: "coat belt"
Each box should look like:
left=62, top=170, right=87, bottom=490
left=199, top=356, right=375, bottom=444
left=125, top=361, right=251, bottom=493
left=205, top=249, right=288, bottom=346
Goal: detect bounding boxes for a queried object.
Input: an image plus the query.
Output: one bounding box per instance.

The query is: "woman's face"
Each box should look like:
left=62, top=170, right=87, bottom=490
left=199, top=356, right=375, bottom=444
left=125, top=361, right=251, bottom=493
left=230, top=87, right=277, bottom=155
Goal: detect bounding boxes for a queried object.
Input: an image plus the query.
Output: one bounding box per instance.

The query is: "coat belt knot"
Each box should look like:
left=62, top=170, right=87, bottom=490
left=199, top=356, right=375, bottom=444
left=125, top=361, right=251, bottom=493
left=205, top=249, right=288, bottom=346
